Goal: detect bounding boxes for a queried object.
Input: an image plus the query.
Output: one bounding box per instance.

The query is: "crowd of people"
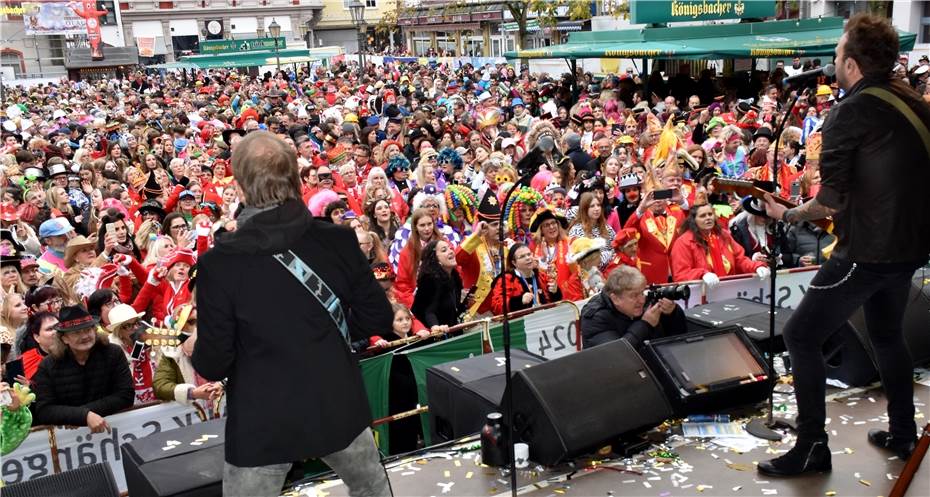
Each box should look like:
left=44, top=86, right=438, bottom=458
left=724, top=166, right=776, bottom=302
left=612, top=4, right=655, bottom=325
left=1, top=41, right=929, bottom=459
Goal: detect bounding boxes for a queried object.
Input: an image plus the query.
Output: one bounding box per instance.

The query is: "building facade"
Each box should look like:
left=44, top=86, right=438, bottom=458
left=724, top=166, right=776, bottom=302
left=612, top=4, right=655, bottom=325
left=398, top=1, right=588, bottom=58
left=1, top=0, right=124, bottom=80
left=118, top=0, right=325, bottom=64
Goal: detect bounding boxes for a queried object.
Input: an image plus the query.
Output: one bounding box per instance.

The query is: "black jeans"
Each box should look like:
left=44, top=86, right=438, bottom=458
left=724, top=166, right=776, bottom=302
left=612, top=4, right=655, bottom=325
left=783, top=257, right=917, bottom=443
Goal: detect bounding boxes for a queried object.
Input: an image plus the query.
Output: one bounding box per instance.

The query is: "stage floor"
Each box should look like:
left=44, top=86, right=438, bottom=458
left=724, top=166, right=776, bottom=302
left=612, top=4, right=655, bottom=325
left=288, top=375, right=930, bottom=497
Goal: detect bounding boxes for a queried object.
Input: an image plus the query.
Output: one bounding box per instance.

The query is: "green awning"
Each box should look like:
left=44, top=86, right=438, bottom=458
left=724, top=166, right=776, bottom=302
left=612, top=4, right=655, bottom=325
left=504, top=17, right=917, bottom=60
left=179, top=48, right=319, bottom=69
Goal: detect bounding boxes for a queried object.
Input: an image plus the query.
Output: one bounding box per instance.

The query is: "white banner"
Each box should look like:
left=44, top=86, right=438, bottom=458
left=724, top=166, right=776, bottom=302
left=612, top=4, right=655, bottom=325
left=703, top=267, right=819, bottom=310
left=2, top=402, right=205, bottom=491
left=522, top=303, right=581, bottom=360
left=22, top=2, right=86, bottom=36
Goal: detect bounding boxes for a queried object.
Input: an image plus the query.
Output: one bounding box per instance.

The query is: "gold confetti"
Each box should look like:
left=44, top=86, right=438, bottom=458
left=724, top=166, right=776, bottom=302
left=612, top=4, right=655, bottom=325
left=554, top=489, right=566, bottom=494
left=417, top=459, right=428, bottom=465
left=727, top=463, right=753, bottom=471
left=697, top=484, right=707, bottom=492
left=844, top=448, right=854, bottom=454
left=858, top=480, right=871, bottom=487
left=465, top=471, right=473, bottom=479
left=454, top=460, right=462, bottom=467
left=443, top=470, right=451, bottom=478
left=825, top=492, right=836, bottom=496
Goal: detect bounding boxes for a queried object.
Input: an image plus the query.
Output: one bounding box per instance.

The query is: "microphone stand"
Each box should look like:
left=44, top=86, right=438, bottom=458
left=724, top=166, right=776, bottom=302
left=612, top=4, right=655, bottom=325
left=745, top=85, right=810, bottom=441
left=498, top=169, right=536, bottom=497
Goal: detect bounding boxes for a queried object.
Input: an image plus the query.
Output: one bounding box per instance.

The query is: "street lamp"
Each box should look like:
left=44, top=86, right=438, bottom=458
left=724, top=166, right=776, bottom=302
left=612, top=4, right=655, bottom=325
left=348, top=0, right=366, bottom=75
left=268, top=18, right=282, bottom=72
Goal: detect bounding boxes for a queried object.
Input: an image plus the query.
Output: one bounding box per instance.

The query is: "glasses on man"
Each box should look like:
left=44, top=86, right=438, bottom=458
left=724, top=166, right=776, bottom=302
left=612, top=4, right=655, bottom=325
left=318, top=173, right=333, bottom=181
left=43, top=298, right=64, bottom=308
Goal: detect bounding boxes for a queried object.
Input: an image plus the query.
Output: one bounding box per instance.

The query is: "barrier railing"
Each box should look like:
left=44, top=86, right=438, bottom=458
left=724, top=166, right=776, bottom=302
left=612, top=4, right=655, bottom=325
left=2, top=401, right=207, bottom=492
left=2, top=268, right=824, bottom=487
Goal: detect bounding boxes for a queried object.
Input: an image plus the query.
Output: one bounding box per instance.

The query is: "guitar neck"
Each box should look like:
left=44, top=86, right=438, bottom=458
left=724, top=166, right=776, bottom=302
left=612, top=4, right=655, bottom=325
left=712, top=178, right=833, bottom=231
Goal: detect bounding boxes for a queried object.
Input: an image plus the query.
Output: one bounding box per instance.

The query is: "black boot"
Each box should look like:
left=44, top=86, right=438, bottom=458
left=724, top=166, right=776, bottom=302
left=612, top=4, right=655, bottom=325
left=867, top=429, right=916, bottom=460
left=757, top=440, right=832, bottom=477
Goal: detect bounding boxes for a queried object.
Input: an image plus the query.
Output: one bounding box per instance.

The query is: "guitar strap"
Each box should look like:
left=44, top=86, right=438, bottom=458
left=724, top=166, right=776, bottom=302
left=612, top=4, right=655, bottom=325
left=273, top=250, right=350, bottom=345
left=861, top=87, right=930, bottom=160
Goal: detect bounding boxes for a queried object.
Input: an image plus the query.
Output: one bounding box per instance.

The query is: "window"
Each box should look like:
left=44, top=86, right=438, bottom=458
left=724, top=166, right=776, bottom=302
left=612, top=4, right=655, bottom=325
left=4, top=1, right=23, bottom=21
left=96, top=1, right=118, bottom=26
left=0, top=51, right=24, bottom=77
left=344, top=0, right=376, bottom=8
left=920, top=0, right=930, bottom=44
left=48, top=36, right=65, bottom=66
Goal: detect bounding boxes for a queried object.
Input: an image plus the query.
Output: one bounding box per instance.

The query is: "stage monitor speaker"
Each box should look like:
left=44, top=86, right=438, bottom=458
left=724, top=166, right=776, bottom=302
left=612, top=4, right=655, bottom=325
left=830, top=273, right=930, bottom=385
left=427, top=349, right=546, bottom=443
left=501, top=339, right=672, bottom=466
left=685, top=298, right=789, bottom=353
left=641, top=326, right=773, bottom=415
left=2, top=462, right=119, bottom=497
left=122, top=418, right=225, bottom=497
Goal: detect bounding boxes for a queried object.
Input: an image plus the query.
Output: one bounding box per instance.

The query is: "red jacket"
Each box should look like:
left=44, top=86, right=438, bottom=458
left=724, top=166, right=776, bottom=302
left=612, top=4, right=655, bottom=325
left=624, top=206, right=686, bottom=285
left=394, top=246, right=417, bottom=308
left=489, top=271, right=561, bottom=316
left=670, top=229, right=765, bottom=282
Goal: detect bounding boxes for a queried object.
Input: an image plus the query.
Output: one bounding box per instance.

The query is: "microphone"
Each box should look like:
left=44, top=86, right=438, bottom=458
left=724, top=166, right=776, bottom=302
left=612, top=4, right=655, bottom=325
left=782, top=64, right=835, bottom=87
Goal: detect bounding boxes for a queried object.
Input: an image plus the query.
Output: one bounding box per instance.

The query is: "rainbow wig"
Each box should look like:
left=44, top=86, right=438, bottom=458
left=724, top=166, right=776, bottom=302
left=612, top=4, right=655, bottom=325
left=443, top=185, right=478, bottom=224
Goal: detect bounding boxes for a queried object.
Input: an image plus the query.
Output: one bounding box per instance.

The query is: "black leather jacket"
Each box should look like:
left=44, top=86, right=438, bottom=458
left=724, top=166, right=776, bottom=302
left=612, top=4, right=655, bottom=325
left=816, top=79, right=930, bottom=264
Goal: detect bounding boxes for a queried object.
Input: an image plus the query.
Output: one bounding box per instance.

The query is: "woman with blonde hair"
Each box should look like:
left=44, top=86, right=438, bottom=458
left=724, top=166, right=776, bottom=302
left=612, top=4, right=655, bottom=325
left=134, top=219, right=162, bottom=259
left=0, top=290, right=29, bottom=363
left=142, top=235, right=177, bottom=269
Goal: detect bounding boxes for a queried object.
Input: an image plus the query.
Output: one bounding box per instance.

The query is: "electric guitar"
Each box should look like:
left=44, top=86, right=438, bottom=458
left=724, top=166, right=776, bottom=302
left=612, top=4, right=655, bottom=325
left=711, top=177, right=833, bottom=232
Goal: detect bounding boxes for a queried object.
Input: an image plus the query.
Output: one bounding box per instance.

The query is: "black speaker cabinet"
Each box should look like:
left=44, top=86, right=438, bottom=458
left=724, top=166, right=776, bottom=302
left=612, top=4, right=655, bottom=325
left=641, top=326, right=773, bottom=415
left=121, top=418, right=225, bottom=497
left=685, top=298, right=789, bottom=353
left=501, top=339, right=672, bottom=466
left=1, top=462, right=119, bottom=497
left=427, top=349, right=546, bottom=443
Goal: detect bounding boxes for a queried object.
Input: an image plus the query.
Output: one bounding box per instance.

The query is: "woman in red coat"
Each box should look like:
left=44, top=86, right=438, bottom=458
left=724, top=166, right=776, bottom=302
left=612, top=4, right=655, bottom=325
left=490, top=243, right=561, bottom=315
left=671, top=203, right=770, bottom=286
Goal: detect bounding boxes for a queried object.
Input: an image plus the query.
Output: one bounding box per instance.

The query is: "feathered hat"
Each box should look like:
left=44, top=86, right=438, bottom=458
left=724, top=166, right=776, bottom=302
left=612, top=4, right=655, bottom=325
left=477, top=108, right=502, bottom=130
left=525, top=119, right=559, bottom=152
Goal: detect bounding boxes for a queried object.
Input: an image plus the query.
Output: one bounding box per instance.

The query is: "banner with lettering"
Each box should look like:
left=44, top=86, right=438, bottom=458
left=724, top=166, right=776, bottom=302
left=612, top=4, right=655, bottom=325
left=703, top=267, right=818, bottom=310
left=136, top=37, right=155, bottom=58
left=2, top=403, right=204, bottom=491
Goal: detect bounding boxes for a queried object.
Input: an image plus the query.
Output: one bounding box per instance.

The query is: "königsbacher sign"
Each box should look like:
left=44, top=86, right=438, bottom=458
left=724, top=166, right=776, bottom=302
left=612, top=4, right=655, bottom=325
left=631, top=0, right=775, bottom=24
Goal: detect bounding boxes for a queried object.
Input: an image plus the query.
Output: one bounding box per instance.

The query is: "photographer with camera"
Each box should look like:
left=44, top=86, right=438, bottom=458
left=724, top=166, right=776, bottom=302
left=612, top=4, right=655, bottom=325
left=580, top=266, right=687, bottom=350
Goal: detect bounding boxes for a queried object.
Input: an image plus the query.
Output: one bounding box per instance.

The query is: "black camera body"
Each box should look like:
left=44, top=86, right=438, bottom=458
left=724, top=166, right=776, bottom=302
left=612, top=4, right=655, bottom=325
left=645, top=284, right=691, bottom=307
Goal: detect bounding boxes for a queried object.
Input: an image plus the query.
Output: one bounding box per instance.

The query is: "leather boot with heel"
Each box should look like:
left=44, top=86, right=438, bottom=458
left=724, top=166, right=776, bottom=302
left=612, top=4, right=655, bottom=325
left=757, top=440, right=832, bottom=477
left=867, top=429, right=916, bottom=460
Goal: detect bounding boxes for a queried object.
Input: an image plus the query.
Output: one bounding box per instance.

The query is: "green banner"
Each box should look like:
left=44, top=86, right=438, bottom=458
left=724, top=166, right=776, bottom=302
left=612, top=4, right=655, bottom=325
left=487, top=319, right=528, bottom=353
left=401, top=331, right=485, bottom=445
left=359, top=352, right=394, bottom=455
left=199, top=37, right=286, bottom=55
left=631, top=0, right=774, bottom=24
